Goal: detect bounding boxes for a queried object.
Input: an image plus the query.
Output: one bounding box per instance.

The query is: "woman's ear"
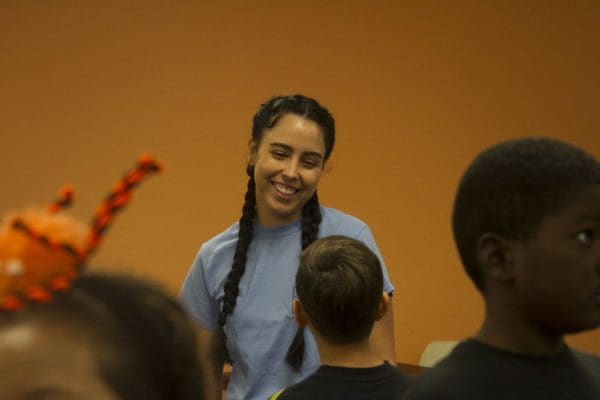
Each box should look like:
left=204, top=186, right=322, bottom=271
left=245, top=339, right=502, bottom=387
left=292, top=300, right=309, bottom=327
left=247, top=139, right=257, bottom=166
left=375, top=292, right=389, bottom=321
left=477, top=232, right=516, bottom=285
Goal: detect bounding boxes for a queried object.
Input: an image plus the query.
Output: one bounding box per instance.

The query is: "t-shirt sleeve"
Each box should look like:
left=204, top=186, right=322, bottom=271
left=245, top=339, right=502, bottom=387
left=180, top=248, right=220, bottom=331
left=356, top=224, right=395, bottom=295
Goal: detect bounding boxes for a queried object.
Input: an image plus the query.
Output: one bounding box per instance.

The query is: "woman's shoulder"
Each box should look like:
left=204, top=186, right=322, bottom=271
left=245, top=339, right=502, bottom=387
left=320, top=206, right=369, bottom=234
left=197, top=222, right=241, bottom=259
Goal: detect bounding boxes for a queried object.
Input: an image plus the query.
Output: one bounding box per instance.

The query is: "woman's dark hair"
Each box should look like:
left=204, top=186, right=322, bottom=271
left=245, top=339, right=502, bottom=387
left=218, top=94, right=336, bottom=370
left=0, top=273, right=205, bottom=400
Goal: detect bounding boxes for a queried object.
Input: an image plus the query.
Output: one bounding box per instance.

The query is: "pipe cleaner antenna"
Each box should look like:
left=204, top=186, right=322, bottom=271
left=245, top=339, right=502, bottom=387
left=83, top=154, right=163, bottom=263
left=47, top=185, right=75, bottom=214
left=0, top=154, right=163, bottom=311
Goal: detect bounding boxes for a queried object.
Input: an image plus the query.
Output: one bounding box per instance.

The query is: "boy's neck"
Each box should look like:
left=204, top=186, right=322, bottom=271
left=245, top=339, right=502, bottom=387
left=476, top=301, right=566, bottom=356
left=314, top=335, right=386, bottom=368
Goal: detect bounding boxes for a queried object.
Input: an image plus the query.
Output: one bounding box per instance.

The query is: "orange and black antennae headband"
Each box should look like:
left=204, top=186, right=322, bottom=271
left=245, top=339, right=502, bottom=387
left=1, top=154, right=163, bottom=312
left=82, top=154, right=163, bottom=263
left=10, top=185, right=84, bottom=265
left=11, top=218, right=83, bottom=262
left=47, top=185, right=75, bottom=214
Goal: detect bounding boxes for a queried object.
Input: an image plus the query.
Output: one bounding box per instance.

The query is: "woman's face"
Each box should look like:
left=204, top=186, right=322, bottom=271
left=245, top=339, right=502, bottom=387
left=250, top=113, right=326, bottom=227
left=0, top=322, right=117, bottom=400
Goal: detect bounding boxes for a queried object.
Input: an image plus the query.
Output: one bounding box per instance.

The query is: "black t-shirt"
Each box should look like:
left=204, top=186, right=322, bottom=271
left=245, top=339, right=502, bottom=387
left=403, top=339, right=600, bottom=400
left=271, top=362, right=411, bottom=400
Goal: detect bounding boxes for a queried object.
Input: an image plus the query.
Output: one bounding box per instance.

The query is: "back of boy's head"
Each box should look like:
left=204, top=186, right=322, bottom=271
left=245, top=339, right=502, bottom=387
left=296, top=235, right=383, bottom=344
left=0, top=273, right=204, bottom=400
left=452, top=137, right=600, bottom=292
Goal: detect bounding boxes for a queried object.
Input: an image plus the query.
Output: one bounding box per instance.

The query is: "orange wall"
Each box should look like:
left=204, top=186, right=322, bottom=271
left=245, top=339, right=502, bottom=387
left=1, top=1, right=598, bottom=364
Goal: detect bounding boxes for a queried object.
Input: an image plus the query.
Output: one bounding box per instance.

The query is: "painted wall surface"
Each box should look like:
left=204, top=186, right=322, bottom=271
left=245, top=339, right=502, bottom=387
left=1, top=1, right=598, bottom=364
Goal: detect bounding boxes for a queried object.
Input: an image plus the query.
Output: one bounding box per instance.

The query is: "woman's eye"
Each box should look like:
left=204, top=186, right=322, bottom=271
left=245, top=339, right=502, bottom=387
left=576, top=230, right=594, bottom=245
left=271, top=151, right=287, bottom=159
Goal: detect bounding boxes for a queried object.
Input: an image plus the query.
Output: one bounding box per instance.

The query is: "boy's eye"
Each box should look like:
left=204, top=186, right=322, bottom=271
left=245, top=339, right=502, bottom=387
left=576, top=230, right=594, bottom=245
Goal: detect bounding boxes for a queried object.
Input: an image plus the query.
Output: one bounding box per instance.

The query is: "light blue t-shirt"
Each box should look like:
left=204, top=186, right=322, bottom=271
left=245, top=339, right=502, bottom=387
left=180, top=207, right=394, bottom=400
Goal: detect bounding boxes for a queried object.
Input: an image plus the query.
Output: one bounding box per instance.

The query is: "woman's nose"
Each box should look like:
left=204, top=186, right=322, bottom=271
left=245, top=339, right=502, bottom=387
left=282, top=160, right=300, bottom=179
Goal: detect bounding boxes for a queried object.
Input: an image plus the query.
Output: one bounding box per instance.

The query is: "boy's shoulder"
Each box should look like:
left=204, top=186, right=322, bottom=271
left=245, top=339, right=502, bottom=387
left=404, top=340, right=600, bottom=400
left=271, top=362, right=410, bottom=400
left=412, top=339, right=514, bottom=396
left=573, top=350, right=600, bottom=373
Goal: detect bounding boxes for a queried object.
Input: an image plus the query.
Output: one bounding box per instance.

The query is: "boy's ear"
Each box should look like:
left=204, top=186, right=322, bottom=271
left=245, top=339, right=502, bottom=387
left=293, top=300, right=309, bottom=327
left=375, top=291, right=390, bottom=321
left=477, top=232, right=516, bottom=284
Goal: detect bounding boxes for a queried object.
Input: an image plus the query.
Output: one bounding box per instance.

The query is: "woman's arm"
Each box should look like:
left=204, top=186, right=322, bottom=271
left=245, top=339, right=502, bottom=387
left=195, top=327, right=226, bottom=400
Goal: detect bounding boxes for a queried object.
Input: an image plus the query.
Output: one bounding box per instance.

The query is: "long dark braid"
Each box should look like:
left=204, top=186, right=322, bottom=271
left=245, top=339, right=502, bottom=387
left=286, top=192, right=322, bottom=370
left=218, top=94, right=335, bottom=369
left=218, top=165, right=256, bottom=361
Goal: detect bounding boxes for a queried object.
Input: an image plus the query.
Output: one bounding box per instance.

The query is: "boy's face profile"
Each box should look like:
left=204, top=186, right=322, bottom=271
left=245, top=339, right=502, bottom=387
left=512, top=184, right=600, bottom=335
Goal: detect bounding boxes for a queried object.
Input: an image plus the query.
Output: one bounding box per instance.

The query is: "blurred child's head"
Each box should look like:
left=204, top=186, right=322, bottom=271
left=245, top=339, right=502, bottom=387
left=0, top=155, right=201, bottom=398
left=452, top=137, right=600, bottom=334
left=294, top=235, right=387, bottom=345
left=0, top=273, right=204, bottom=400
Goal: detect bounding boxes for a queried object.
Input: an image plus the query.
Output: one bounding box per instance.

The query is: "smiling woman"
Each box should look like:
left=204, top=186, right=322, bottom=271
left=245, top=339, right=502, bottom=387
left=251, top=114, right=326, bottom=228
left=180, top=94, right=397, bottom=400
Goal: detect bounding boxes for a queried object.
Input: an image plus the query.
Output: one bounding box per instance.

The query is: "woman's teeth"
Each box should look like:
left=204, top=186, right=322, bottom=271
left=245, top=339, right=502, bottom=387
left=274, top=183, right=297, bottom=195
